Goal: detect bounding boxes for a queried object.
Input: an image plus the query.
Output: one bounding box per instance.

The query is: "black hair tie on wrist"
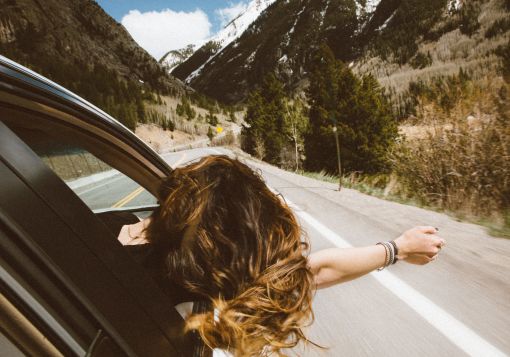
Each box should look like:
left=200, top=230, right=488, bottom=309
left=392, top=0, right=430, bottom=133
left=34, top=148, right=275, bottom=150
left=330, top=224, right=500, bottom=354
left=389, top=240, right=399, bottom=264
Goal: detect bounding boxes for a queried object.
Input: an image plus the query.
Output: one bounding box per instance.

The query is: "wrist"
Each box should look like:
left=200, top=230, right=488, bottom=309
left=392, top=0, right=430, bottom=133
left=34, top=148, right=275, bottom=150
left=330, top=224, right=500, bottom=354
left=394, top=236, right=408, bottom=260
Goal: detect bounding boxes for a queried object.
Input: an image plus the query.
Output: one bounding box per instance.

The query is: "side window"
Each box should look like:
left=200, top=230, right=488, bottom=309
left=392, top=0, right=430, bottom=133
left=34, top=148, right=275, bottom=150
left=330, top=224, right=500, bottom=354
left=5, top=125, right=157, bottom=212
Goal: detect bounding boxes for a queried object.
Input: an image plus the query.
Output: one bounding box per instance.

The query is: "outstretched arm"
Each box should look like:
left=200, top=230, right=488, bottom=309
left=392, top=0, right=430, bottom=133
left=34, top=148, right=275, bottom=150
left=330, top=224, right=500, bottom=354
left=308, top=226, right=445, bottom=289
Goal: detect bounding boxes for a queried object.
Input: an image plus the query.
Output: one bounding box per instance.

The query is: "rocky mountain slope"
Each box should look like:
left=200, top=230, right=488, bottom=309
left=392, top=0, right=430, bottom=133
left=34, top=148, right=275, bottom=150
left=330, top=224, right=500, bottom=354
left=171, top=0, right=276, bottom=82
left=0, top=0, right=186, bottom=94
left=160, top=44, right=195, bottom=73
left=175, top=0, right=509, bottom=104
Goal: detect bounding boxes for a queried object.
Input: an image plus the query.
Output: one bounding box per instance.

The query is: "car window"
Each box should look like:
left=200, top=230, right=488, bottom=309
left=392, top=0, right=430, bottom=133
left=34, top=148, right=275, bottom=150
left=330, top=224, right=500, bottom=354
left=5, top=125, right=157, bottom=212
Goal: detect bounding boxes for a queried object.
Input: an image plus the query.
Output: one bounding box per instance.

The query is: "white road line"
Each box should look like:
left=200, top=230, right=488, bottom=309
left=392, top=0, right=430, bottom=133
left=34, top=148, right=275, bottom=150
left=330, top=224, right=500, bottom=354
left=207, top=148, right=223, bottom=155
left=170, top=152, right=188, bottom=169
left=272, top=189, right=507, bottom=357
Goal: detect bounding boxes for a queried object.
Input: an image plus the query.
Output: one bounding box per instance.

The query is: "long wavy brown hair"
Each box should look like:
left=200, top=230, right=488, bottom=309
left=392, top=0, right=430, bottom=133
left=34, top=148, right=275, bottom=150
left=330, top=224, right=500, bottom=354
left=145, top=155, right=315, bottom=356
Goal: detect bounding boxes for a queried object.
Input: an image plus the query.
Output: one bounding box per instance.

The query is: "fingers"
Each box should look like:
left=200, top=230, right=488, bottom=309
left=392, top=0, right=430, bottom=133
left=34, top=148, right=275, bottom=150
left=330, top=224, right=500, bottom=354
left=430, top=236, right=445, bottom=246
left=415, top=226, right=446, bottom=250
left=416, top=226, right=439, bottom=234
left=403, top=254, right=435, bottom=265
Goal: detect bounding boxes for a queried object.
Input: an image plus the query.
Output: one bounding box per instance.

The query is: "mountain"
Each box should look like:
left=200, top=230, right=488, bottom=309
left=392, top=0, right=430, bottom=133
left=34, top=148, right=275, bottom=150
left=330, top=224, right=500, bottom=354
left=0, top=0, right=186, bottom=94
left=0, top=0, right=193, bottom=130
left=160, top=44, right=195, bottom=73
left=171, top=0, right=277, bottom=82
left=174, top=0, right=387, bottom=103
left=176, top=0, right=508, bottom=104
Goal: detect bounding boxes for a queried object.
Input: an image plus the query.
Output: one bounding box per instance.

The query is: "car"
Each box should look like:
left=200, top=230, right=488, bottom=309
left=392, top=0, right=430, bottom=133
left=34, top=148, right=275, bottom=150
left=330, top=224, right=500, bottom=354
left=0, top=55, right=202, bottom=356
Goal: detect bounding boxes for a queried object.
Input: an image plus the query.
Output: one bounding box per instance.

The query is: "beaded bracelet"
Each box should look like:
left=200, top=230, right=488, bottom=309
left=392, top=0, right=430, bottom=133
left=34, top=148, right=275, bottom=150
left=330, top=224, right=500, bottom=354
left=376, top=241, right=398, bottom=271
left=389, top=240, right=399, bottom=264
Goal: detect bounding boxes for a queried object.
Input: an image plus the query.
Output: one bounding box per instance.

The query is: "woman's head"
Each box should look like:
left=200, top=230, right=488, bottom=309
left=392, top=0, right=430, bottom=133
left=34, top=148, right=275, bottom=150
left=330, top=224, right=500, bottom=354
left=146, top=155, right=314, bottom=356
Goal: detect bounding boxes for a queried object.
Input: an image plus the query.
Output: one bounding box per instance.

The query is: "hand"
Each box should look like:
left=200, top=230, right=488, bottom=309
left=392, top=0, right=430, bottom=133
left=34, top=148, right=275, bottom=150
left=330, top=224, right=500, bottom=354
left=394, top=226, right=445, bottom=265
left=117, top=218, right=150, bottom=245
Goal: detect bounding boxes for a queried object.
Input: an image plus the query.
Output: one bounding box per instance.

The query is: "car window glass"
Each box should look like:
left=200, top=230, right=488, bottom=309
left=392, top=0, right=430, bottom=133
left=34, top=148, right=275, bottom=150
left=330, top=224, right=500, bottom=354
left=5, top=125, right=157, bottom=212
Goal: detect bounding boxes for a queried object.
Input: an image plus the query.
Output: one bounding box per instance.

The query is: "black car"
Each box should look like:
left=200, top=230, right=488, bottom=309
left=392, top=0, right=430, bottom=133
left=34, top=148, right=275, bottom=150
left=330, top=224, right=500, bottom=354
left=0, top=55, right=198, bottom=356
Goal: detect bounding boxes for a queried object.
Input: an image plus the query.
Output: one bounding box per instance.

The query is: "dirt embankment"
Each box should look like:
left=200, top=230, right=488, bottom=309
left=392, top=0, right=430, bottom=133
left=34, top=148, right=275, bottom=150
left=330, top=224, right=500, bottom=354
left=135, top=124, right=207, bottom=153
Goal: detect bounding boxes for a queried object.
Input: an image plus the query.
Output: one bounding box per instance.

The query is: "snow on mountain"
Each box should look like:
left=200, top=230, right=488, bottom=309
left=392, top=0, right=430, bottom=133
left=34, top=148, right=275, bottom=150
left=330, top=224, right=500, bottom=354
left=184, top=0, right=276, bottom=82
left=356, top=0, right=382, bottom=18
left=161, top=51, right=185, bottom=72
left=160, top=44, right=195, bottom=73
left=213, top=0, right=276, bottom=52
left=448, top=0, right=463, bottom=11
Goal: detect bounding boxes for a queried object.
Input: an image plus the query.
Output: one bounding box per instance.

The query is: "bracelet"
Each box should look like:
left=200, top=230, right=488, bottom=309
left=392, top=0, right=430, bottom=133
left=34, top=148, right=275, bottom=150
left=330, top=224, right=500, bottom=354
left=376, top=242, right=389, bottom=271
left=389, top=240, right=399, bottom=264
left=387, top=241, right=394, bottom=268
left=376, top=241, right=398, bottom=270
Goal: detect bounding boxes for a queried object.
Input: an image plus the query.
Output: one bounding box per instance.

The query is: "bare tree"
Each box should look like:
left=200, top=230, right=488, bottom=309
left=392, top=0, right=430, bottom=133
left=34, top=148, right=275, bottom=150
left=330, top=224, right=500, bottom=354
left=284, top=98, right=309, bottom=171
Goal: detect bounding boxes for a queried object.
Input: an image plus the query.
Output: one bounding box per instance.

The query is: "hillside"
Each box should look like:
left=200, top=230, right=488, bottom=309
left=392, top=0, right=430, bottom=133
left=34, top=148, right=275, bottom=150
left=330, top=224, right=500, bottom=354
left=0, top=0, right=186, bottom=92
left=175, top=0, right=509, bottom=105
left=0, top=0, right=194, bottom=130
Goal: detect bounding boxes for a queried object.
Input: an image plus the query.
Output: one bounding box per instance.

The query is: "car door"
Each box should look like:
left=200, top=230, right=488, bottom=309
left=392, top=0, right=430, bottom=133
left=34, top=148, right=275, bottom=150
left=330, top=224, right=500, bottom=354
left=0, top=57, right=197, bottom=356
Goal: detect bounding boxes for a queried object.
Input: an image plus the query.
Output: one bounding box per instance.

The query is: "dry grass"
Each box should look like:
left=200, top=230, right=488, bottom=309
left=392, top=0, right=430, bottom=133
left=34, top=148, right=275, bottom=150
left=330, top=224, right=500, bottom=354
left=135, top=123, right=204, bottom=153
left=211, top=130, right=239, bottom=147
left=391, top=117, right=510, bottom=237
left=354, top=0, right=510, bottom=97
left=146, top=95, right=241, bottom=136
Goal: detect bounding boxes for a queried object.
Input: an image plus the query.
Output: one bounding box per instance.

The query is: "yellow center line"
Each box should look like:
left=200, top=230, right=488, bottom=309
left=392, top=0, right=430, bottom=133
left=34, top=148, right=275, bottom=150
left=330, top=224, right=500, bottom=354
left=112, top=186, right=145, bottom=208
left=112, top=151, right=187, bottom=209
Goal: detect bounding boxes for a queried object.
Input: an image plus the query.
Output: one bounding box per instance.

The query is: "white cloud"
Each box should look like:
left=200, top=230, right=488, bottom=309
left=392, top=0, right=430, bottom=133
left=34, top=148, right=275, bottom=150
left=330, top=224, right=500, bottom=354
left=215, top=2, right=248, bottom=28
left=121, top=9, right=211, bottom=60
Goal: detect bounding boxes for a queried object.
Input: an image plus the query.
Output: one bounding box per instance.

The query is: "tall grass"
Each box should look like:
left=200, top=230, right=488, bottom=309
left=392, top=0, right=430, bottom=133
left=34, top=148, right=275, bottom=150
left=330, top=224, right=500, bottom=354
left=297, top=115, right=510, bottom=238
left=396, top=122, right=508, bottom=212
left=391, top=117, right=510, bottom=233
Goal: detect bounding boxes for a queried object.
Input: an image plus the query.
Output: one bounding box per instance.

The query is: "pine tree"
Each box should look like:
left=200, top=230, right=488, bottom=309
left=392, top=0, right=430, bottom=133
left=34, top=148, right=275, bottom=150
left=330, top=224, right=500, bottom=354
left=304, top=44, right=348, bottom=173
left=242, top=89, right=265, bottom=157
left=304, top=44, right=398, bottom=174
left=241, top=73, right=287, bottom=165
left=207, top=126, right=215, bottom=141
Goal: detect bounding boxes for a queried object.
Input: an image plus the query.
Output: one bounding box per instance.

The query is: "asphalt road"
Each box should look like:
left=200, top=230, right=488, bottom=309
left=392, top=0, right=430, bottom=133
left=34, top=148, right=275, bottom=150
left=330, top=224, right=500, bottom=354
left=75, top=171, right=157, bottom=211
left=79, top=147, right=510, bottom=356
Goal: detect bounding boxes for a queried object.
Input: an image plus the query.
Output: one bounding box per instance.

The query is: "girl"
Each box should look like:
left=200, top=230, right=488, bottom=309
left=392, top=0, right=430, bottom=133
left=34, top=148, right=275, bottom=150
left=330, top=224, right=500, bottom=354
left=117, top=155, right=445, bottom=356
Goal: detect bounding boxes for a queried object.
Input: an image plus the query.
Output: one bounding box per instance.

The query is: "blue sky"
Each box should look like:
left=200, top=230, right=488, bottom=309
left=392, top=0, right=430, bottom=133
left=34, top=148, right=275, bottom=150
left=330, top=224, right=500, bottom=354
left=96, top=0, right=248, bottom=59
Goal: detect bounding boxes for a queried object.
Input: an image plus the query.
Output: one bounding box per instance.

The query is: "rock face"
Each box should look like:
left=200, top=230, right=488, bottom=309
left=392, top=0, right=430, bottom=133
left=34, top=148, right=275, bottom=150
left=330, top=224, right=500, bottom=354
left=0, top=0, right=186, bottom=93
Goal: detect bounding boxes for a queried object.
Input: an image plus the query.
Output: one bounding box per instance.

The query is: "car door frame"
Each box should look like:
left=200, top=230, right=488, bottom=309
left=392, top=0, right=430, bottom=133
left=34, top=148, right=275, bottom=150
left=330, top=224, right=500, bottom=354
left=0, top=57, right=196, bottom=355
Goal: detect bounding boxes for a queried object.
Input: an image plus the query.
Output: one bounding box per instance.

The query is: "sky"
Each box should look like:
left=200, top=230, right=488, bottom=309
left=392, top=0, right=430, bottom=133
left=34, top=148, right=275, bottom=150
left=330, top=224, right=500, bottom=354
left=96, top=0, right=250, bottom=60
